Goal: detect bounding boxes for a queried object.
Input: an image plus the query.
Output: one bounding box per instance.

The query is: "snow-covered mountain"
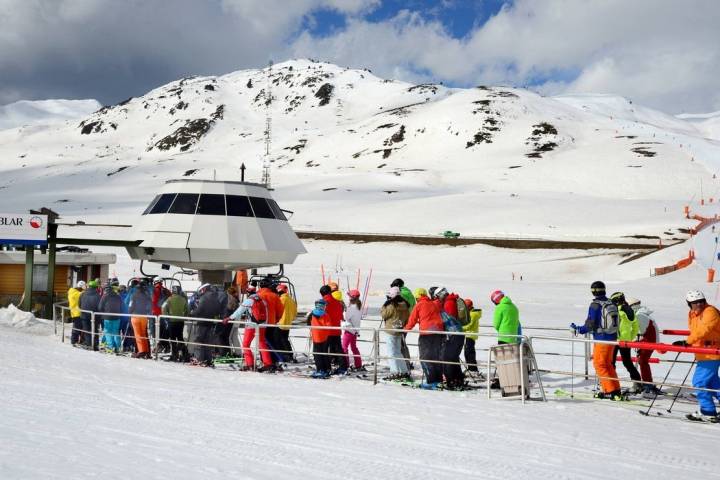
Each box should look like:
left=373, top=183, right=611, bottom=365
left=0, top=99, right=101, bottom=130
left=1, top=59, right=719, bottom=241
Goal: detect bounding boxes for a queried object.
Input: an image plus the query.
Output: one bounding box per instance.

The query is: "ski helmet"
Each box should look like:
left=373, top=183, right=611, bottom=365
left=610, top=292, right=626, bottom=305
left=319, top=285, right=332, bottom=296
left=76, top=280, right=86, bottom=289
left=259, top=278, right=271, bottom=289
left=413, top=287, right=428, bottom=298
left=276, top=284, right=288, bottom=293
left=429, top=286, right=447, bottom=300
left=490, top=290, right=505, bottom=305
left=390, top=278, right=404, bottom=288
left=348, top=289, right=361, bottom=299
left=686, top=290, right=706, bottom=303
left=464, top=298, right=474, bottom=308
left=590, top=281, right=606, bottom=296
left=198, top=283, right=211, bottom=294
left=153, top=276, right=163, bottom=285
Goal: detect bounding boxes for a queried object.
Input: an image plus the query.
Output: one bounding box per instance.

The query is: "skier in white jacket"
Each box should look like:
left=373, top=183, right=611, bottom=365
left=342, top=289, right=364, bottom=370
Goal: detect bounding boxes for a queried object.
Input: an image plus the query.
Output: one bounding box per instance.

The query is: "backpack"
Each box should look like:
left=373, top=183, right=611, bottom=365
left=441, top=311, right=462, bottom=332
left=250, top=294, right=268, bottom=323
left=455, top=298, right=471, bottom=326
left=592, top=299, right=619, bottom=335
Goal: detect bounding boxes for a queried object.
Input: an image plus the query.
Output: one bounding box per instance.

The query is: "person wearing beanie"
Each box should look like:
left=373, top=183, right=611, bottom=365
left=320, top=285, right=348, bottom=374
left=309, top=299, right=332, bottom=378
left=79, top=280, right=101, bottom=350
left=380, top=286, right=411, bottom=380
left=68, top=280, right=86, bottom=346
left=276, top=284, right=298, bottom=362
left=571, top=281, right=622, bottom=400
left=490, top=290, right=520, bottom=345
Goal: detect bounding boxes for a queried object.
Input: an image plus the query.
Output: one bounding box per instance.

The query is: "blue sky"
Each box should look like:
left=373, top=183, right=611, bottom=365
left=0, top=0, right=718, bottom=113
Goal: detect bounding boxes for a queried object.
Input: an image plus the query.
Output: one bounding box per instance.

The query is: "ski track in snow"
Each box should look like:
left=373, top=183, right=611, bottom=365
left=2, top=326, right=720, bottom=480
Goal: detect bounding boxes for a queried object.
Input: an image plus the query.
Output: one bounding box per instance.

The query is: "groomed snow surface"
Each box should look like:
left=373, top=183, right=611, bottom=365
left=3, top=241, right=720, bottom=479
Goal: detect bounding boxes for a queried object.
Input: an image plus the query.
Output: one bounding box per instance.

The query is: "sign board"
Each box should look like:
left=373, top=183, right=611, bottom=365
left=0, top=213, right=48, bottom=245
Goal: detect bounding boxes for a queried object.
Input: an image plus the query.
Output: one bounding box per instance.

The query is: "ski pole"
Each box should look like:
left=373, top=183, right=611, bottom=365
left=667, top=359, right=695, bottom=413
left=640, top=351, right=681, bottom=416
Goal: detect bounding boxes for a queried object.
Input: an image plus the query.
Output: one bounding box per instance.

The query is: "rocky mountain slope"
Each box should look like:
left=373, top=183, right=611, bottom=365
left=1, top=59, right=718, bottom=241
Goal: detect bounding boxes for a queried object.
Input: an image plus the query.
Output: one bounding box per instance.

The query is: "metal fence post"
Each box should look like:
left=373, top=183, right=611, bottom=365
left=154, top=316, right=160, bottom=361
left=487, top=347, right=492, bottom=399
left=254, top=322, right=260, bottom=370
left=90, top=312, right=96, bottom=351
left=519, top=341, right=526, bottom=405
left=61, top=308, right=66, bottom=343
left=373, top=329, right=379, bottom=385
left=584, top=333, right=590, bottom=380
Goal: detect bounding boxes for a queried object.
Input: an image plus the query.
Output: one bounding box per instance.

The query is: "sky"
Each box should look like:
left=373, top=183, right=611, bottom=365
left=0, top=0, right=718, bottom=114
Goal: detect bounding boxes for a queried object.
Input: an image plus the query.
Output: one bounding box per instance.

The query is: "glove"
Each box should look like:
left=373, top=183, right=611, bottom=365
left=570, top=323, right=578, bottom=332
left=672, top=340, right=687, bottom=347
left=222, top=317, right=231, bottom=325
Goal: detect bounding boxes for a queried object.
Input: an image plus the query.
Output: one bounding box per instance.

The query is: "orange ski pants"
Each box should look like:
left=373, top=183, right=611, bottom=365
left=593, top=343, right=620, bottom=393
left=131, top=316, right=150, bottom=354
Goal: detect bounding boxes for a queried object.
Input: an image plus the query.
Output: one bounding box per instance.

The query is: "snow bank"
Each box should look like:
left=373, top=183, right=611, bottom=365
left=0, top=305, right=53, bottom=335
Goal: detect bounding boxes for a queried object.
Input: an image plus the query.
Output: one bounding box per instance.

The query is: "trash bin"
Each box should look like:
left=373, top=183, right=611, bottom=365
left=493, top=342, right=531, bottom=398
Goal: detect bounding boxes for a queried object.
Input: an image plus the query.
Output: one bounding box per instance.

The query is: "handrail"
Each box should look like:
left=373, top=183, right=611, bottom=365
left=50, top=301, right=720, bottom=407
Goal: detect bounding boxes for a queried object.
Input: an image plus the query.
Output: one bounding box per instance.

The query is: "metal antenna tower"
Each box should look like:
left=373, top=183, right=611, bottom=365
left=261, top=59, right=273, bottom=189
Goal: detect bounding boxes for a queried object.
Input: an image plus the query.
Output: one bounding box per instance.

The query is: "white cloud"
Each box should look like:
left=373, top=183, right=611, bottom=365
left=289, top=0, right=720, bottom=113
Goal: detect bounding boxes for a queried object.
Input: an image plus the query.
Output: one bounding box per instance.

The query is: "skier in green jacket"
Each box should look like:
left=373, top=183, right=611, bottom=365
left=491, top=290, right=521, bottom=344
left=162, top=286, right=190, bottom=362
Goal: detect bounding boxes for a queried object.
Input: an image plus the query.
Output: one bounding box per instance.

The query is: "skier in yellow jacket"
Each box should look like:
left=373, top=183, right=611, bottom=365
left=68, top=280, right=86, bottom=345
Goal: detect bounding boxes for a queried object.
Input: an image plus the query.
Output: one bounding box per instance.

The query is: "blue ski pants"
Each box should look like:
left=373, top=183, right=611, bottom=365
left=103, top=319, right=122, bottom=352
left=693, top=360, right=720, bottom=415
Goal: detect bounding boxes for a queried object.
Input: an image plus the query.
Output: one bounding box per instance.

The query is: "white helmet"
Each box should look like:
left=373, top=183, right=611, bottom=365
left=76, top=280, right=87, bottom=289
left=198, top=283, right=211, bottom=294
left=686, top=290, right=706, bottom=303
left=153, top=276, right=163, bottom=284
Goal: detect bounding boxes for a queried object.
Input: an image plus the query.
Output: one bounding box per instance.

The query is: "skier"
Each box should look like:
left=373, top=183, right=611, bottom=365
left=491, top=290, right=520, bottom=344
left=97, top=281, right=124, bottom=354
left=121, top=279, right=139, bottom=352
left=463, top=298, right=482, bottom=372
left=151, top=277, right=171, bottom=353
left=79, top=280, right=101, bottom=350
left=162, top=285, right=190, bottom=362
left=68, top=280, right=86, bottom=346
left=380, top=286, right=410, bottom=380
left=225, top=291, right=273, bottom=371
left=309, top=299, right=332, bottom=378
left=429, top=286, right=465, bottom=389
left=404, top=288, right=445, bottom=388
left=390, top=278, right=414, bottom=370
left=190, top=283, right=224, bottom=366
left=321, top=284, right=348, bottom=374
left=128, top=280, right=153, bottom=359
left=570, top=281, right=622, bottom=400
left=342, top=289, right=364, bottom=371
left=627, top=297, right=660, bottom=394
left=610, top=292, right=642, bottom=392
left=257, top=278, right=284, bottom=368
left=276, top=284, right=297, bottom=362
left=679, top=290, right=720, bottom=422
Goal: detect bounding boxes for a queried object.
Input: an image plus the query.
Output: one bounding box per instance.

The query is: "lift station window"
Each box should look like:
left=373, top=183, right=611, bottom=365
left=268, top=199, right=287, bottom=221
left=197, top=194, right=226, bottom=216
left=142, top=195, right=161, bottom=215
left=250, top=197, right=275, bottom=219
left=148, top=193, right=177, bottom=214
left=168, top=193, right=199, bottom=214
left=226, top=195, right=254, bottom=217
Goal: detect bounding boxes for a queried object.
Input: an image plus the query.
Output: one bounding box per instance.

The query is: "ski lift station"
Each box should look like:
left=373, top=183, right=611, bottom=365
left=126, top=179, right=307, bottom=273
left=3, top=178, right=306, bottom=313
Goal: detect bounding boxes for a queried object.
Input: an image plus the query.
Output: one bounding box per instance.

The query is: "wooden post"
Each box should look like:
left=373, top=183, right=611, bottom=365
left=22, top=246, right=34, bottom=311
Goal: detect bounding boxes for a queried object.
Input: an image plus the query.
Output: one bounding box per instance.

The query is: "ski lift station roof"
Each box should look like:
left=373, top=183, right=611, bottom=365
left=125, top=179, right=306, bottom=271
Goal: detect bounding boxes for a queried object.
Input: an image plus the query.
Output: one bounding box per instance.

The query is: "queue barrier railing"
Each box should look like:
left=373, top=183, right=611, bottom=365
left=50, top=301, right=720, bottom=405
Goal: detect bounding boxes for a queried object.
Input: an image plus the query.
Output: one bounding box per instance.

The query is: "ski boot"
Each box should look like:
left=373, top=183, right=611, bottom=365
left=686, top=411, right=719, bottom=423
